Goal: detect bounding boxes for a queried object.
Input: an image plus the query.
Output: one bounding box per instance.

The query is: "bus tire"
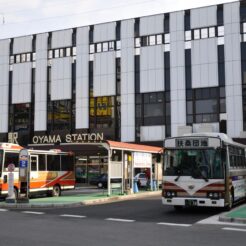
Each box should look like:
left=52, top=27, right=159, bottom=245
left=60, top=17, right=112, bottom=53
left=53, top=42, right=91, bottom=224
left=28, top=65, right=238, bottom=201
left=52, top=185, right=61, bottom=197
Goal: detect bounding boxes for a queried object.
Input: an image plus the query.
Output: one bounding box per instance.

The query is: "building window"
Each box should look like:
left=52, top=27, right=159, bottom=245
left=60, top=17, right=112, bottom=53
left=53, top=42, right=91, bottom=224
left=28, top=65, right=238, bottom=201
left=135, top=38, right=141, bottom=47
left=201, top=28, right=208, bottom=39
left=218, top=26, right=224, bottom=37
left=103, top=42, right=108, bottom=52
left=209, top=27, right=216, bottom=38
left=109, top=41, right=115, bottom=50
left=194, top=29, right=200, bottom=40
left=185, top=31, right=192, bottom=41
left=156, top=34, right=163, bottom=45
left=54, top=49, right=59, bottom=58
left=16, top=55, right=20, bottom=63
left=13, top=103, right=30, bottom=131
left=164, top=33, right=170, bottom=44
left=149, top=35, right=156, bottom=45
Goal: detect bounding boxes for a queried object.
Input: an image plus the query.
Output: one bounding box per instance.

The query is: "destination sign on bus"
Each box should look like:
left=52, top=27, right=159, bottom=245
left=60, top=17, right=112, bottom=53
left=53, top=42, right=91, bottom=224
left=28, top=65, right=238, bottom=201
left=176, top=138, right=208, bottom=148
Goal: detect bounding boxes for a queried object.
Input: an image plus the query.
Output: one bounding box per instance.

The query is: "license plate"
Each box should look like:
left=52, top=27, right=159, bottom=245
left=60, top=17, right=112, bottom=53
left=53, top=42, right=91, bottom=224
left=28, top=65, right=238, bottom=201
left=185, top=199, right=197, bottom=207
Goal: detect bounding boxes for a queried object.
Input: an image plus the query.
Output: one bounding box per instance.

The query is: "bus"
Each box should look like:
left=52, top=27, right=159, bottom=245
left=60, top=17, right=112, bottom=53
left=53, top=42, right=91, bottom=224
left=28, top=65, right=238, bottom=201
left=162, top=133, right=246, bottom=210
left=0, top=143, right=75, bottom=198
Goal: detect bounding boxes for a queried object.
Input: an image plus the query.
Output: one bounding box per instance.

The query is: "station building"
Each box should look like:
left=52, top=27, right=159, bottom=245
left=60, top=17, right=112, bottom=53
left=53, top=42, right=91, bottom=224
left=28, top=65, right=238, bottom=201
left=0, top=0, right=246, bottom=149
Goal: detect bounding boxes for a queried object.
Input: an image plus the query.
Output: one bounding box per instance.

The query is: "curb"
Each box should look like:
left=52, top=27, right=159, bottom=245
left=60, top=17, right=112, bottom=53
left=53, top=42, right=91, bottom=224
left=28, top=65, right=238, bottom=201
left=219, top=205, right=246, bottom=224
left=0, top=191, right=161, bottom=209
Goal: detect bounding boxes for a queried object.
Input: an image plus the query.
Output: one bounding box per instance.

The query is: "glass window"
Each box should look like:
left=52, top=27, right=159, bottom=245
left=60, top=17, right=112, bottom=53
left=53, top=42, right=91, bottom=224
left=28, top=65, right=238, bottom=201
left=4, top=152, right=19, bottom=169
left=144, top=103, right=164, bottom=117
left=116, top=40, right=121, bottom=50
left=156, top=35, right=163, bottom=44
left=164, top=33, right=170, bottom=44
left=9, top=56, right=14, bottom=64
left=135, top=38, right=140, bottom=47
left=96, top=43, right=101, bottom=52
left=66, top=47, right=71, bottom=56
left=89, top=44, right=95, bottom=54
left=195, top=99, right=218, bottom=114
left=164, top=44, right=170, bottom=52
left=14, top=103, right=30, bottom=131
left=61, top=155, right=74, bottom=171
left=27, top=53, right=31, bottom=62
left=30, top=156, right=38, bottom=171
left=209, top=27, right=216, bottom=38
left=185, top=31, right=191, bottom=41
left=72, top=47, right=76, bottom=56
left=201, top=28, right=208, bottom=39
left=141, top=36, right=148, bottom=46
left=54, top=49, right=59, bottom=58
left=21, top=54, right=26, bottom=63
left=111, top=150, right=122, bottom=162
left=187, top=101, right=193, bottom=115
left=32, top=52, right=36, bottom=61
left=38, top=154, right=46, bottom=171
left=244, top=23, right=246, bottom=33
left=149, top=35, right=156, bottom=45
left=47, top=155, right=60, bottom=171
left=218, top=26, right=224, bottom=36
left=48, top=50, right=52, bottom=59
left=16, top=55, right=20, bottom=63
left=194, top=29, right=200, bottom=39
left=103, top=42, right=108, bottom=52
left=109, top=41, right=115, bottom=50
left=60, top=49, right=64, bottom=57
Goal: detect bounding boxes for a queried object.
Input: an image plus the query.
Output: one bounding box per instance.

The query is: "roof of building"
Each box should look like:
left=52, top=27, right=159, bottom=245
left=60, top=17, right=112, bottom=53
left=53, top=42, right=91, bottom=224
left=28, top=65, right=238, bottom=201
left=107, top=140, right=163, bottom=153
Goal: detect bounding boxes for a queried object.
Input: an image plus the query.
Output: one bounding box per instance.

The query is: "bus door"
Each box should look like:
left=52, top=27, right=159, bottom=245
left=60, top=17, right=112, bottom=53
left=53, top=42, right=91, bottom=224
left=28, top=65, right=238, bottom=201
left=30, top=155, right=39, bottom=179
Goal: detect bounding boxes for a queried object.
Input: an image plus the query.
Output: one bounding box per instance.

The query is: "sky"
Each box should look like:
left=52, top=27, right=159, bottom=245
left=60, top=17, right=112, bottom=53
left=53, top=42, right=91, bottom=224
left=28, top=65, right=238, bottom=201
left=0, top=0, right=237, bottom=39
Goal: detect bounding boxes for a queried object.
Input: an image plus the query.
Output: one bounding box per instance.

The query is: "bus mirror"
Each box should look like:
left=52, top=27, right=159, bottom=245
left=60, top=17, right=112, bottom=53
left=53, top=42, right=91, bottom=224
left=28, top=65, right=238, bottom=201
left=3, top=175, right=7, bottom=183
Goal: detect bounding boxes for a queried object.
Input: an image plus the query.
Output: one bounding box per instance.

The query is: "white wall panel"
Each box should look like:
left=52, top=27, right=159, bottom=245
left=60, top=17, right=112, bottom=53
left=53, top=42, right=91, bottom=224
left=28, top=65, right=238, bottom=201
left=140, top=45, right=164, bottom=93
left=224, top=1, right=242, bottom=138
left=170, top=11, right=186, bottom=137
left=52, top=29, right=72, bottom=49
left=76, top=27, right=89, bottom=129
left=191, top=39, right=218, bottom=88
left=191, top=6, right=217, bottom=29
left=121, top=19, right=135, bottom=142
left=12, top=63, right=32, bottom=104
left=35, top=33, right=48, bottom=131
left=94, top=52, right=116, bottom=97
left=51, top=57, right=72, bottom=101
left=13, top=36, right=32, bottom=54
left=94, top=22, right=116, bottom=42
left=140, top=125, right=165, bottom=141
left=140, top=14, right=164, bottom=36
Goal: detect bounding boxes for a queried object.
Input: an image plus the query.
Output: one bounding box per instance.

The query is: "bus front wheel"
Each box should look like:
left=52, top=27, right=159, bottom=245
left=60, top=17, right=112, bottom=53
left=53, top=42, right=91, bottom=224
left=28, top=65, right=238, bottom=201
left=52, top=185, right=61, bottom=197
left=225, top=190, right=234, bottom=211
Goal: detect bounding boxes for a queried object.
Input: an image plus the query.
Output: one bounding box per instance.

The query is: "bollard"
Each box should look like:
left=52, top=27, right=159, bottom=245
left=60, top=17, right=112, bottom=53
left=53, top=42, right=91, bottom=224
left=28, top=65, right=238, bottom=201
left=133, top=180, right=139, bottom=193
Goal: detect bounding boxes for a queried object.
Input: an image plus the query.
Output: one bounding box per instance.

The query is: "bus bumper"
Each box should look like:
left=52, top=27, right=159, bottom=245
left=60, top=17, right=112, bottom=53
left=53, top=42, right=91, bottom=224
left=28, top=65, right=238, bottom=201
left=162, top=197, right=225, bottom=207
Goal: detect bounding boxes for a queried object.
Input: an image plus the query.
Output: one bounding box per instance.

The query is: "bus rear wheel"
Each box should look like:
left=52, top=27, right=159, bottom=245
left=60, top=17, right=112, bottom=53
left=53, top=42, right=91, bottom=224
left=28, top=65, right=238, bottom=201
left=52, top=185, right=61, bottom=197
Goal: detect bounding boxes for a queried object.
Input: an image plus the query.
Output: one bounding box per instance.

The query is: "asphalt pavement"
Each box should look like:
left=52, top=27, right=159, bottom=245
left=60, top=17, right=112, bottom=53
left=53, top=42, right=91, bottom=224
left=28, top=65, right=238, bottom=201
left=0, top=195, right=245, bottom=246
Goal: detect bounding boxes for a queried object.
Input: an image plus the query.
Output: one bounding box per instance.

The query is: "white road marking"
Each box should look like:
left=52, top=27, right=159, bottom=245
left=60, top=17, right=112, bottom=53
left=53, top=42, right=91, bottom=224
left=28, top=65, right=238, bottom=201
left=105, top=218, right=135, bottom=223
left=60, top=214, right=86, bottom=218
left=157, top=222, right=192, bottom=227
left=196, top=215, right=246, bottom=227
left=22, top=211, right=45, bottom=215
left=0, top=209, right=8, bottom=212
left=222, top=227, right=246, bottom=232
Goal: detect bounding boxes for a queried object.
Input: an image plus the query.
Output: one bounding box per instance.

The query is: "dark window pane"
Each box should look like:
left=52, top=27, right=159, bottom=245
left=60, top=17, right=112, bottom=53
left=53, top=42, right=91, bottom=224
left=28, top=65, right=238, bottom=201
left=184, top=10, right=190, bottom=31
left=195, top=99, right=218, bottom=114
left=195, top=89, right=202, bottom=99
left=47, top=155, right=60, bottom=171
left=157, top=92, right=164, bottom=102
left=4, top=152, right=19, bottom=169
left=196, top=115, right=202, bottom=123
left=202, top=88, right=210, bottom=99
left=220, top=87, right=226, bottom=97
left=220, top=98, right=226, bottom=113
left=187, top=101, right=193, bottom=115
left=210, top=88, right=218, bottom=98
left=141, top=36, right=148, bottom=46
left=61, top=155, right=74, bottom=171
left=144, top=103, right=164, bottom=117
left=187, top=115, right=193, bottom=124
left=149, top=93, right=157, bottom=103
left=164, top=14, right=170, bottom=33
left=38, top=154, right=46, bottom=171
left=186, top=90, right=193, bottom=100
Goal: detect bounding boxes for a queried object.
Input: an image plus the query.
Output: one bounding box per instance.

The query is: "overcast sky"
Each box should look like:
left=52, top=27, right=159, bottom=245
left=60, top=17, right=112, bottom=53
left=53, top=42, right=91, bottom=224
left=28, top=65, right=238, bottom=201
left=0, top=0, right=236, bottom=39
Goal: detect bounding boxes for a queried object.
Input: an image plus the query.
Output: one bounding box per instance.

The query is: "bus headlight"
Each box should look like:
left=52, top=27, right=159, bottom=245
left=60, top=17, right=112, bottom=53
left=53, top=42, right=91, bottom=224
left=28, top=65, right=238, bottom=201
left=165, top=191, right=177, bottom=198
left=207, top=192, right=220, bottom=199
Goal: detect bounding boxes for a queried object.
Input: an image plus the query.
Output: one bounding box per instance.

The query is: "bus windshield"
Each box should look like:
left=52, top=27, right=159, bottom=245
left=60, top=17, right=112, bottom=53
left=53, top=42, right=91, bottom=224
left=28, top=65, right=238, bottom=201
left=0, top=150, right=3, bottom=177
left=164, top=149, right=224, bottom=179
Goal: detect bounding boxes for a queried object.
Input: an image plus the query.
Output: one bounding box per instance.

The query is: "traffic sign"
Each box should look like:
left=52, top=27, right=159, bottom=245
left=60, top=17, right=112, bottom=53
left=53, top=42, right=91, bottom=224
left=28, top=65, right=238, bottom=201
left=8, top=163, right=15, bottom=172
left=19, top=160, right=28, bottom=168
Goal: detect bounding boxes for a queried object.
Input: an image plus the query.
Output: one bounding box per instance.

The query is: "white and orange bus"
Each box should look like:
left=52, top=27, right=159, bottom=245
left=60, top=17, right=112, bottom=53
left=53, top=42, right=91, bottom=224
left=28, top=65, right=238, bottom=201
left=0, top=143, right=75, bottom=198
left=162, top=133, right=246, bottom=210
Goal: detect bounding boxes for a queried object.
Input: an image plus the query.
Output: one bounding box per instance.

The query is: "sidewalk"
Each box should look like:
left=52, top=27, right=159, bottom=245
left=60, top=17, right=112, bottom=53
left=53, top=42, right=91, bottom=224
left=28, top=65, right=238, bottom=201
left=0, top=190, right=161, bottom=209
left=219, top=204, right=246, bottom=224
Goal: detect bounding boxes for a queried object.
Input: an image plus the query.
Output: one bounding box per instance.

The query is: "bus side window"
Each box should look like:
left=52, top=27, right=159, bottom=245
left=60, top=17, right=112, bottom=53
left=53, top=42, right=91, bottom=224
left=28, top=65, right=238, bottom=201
left=38, top=154, right=46, bottom=171
left=47, top=155, right=61, bottom=171
left=4, top=152, right=19, bottom=170
left=61, top=155, right=74, bottom=171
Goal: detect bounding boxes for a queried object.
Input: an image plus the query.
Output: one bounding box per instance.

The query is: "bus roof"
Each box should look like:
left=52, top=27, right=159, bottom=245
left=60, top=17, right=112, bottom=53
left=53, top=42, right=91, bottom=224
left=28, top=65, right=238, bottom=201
left=0, top=143, right=23, bottom=150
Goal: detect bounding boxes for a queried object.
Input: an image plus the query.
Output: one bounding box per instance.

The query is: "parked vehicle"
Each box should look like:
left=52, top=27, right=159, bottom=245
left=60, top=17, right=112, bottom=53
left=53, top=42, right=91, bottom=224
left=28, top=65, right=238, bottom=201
left=134, top=173, right=148, bottom=187
left=89, top=173, right=121, bottom=188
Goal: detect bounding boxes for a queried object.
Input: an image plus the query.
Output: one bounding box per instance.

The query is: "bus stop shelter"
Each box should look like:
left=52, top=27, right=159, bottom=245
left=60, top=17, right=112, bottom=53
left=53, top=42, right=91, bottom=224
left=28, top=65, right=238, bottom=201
left=29, top=140, right=163, bottom=196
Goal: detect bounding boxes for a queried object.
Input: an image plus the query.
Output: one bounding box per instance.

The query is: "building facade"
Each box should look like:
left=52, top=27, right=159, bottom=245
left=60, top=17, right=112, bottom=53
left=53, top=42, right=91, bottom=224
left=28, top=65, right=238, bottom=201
left=0, top=0, right=246, bottom=147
